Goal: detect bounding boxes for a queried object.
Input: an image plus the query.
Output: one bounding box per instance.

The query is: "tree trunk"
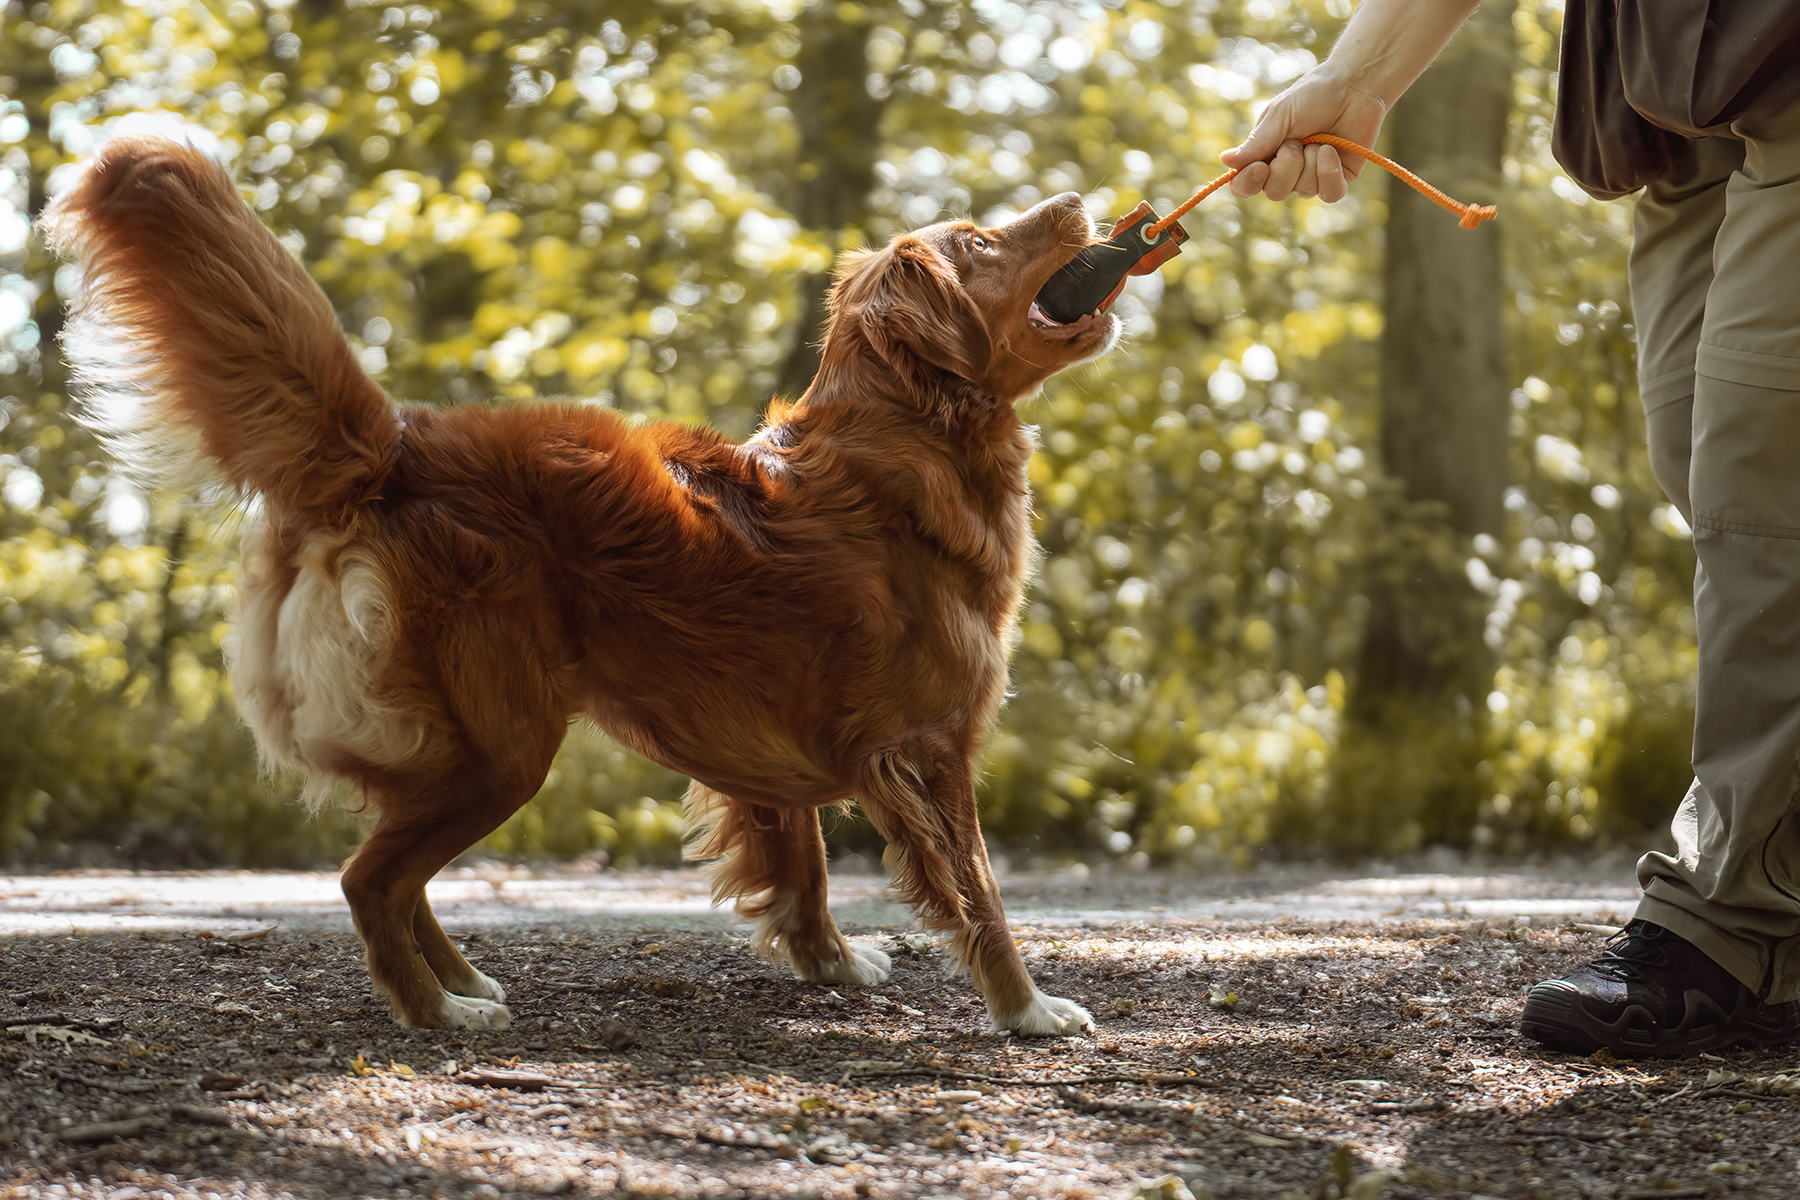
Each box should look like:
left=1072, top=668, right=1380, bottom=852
left=1322, top=2, right=1516, bottom=854
left=772, top=7, right=885, bottom=402
left=1379, top=0, right=1513, bottom=542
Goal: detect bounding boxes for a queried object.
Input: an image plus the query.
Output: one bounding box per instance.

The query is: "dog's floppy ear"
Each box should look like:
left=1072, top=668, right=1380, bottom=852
left=832, top=237, right=992, bottom=385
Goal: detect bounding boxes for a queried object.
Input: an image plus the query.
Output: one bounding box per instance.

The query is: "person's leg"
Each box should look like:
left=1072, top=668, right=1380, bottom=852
left=1634, top=99, right=1800, bottom=1003
left=1628, top=138, right=1744, bottom=524
left=1523, top=110, right=1800, bottom=1054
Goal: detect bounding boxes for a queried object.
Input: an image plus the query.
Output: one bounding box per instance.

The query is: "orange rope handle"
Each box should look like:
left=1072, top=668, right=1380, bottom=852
left=1143, top=133, right=1497, bottom=240
left=1142, top=169, right=1239, bottom=237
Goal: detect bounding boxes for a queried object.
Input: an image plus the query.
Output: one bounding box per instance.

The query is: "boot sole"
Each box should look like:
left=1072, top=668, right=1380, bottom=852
left=1520, top=979, right=1799, bottom=1058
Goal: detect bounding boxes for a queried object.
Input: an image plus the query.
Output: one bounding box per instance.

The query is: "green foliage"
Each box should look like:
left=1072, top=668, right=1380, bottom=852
left=0, top=0, right=1696, bottom=868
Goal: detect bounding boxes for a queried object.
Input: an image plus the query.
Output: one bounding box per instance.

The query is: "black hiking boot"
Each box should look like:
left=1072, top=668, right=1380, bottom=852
left=1520, top=919, right=1800, bottom=1057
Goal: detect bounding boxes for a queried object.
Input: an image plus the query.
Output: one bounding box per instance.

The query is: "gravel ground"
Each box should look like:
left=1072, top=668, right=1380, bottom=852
left=3, top=862, right=1799, bottom=1199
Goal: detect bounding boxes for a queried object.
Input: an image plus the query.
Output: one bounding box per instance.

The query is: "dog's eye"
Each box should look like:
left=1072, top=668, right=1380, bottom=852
left=972, top=235, right=989, bottom=252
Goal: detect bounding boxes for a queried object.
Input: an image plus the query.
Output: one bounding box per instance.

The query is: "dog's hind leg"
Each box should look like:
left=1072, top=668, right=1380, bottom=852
left=342, top=745, right=554, bottom=1029
left=412, top=897, right=505, bottom=1002
left=344, top=805, right=514, bottom=1029
left=860, top=744, right=1093, bottom=1036
left=686, top=784, right=890, bottom=985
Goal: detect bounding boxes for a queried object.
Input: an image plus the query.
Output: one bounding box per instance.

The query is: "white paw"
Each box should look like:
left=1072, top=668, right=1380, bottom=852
left=450, top=968, right=506, bottom=1003
left=992, top=989, right=1093, bottom=1036
left=437, top=993, right=512, bottom=1031
left=803, top=943, right=893, bottom=985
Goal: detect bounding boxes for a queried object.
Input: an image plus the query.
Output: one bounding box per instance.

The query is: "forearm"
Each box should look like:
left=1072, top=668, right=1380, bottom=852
left=1320, top=0, right=1486, bottom=108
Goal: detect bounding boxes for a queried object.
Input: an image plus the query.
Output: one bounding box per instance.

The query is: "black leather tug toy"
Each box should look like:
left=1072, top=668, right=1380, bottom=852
left=1032, top=200, right=1191, bottom=326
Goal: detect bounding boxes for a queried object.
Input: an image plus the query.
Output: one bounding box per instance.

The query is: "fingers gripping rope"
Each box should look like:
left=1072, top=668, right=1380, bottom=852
left=1145, top=134, right=1498, bottom=239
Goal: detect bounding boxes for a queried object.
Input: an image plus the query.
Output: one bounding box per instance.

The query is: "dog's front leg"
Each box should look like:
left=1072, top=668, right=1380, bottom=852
left=685, top=784, right=891, bottom=985
left=859, top=747, right=1094, bottom=1036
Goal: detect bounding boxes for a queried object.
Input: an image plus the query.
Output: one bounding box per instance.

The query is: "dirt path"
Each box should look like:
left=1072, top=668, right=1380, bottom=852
left=3, top=861, right=1798, bottom=1199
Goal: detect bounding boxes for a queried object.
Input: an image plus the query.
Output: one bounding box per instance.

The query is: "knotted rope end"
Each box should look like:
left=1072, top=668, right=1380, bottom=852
left=1458, top=204, right=1498, bottom=229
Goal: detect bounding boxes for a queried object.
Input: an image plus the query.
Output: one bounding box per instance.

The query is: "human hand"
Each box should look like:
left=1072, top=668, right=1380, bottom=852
left=1219, top=69, right=1389, bottom=202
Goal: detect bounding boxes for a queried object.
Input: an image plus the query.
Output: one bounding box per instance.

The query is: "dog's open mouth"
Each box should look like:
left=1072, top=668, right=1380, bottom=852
left=1028, top=242, right=1132, bottom=331
left=1025, top=298, right=1113, bottom=335
left=1030, top=200, right=1189, bottom=328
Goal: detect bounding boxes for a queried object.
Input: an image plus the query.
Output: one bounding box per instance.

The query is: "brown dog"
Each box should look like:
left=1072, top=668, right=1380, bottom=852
left=41, top=136, right=1116, bottom=1035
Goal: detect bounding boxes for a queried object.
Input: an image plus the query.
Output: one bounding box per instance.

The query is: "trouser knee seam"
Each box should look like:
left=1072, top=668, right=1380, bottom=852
left=1639, top=371, right=1696, bottom=409
left=1693, top=514, right=1800, bottom=540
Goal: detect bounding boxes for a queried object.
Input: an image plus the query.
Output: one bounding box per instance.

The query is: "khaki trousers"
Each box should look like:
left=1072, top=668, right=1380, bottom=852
left=1629, top=101, right=1800, bottom=1001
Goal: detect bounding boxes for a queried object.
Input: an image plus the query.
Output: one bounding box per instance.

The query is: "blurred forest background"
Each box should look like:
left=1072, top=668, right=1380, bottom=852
left=0, top=0, right=1696, bottom=871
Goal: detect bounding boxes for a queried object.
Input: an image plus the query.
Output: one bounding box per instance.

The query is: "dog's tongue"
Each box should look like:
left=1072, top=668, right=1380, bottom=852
left=1033, top=200, right=1191, bottom=325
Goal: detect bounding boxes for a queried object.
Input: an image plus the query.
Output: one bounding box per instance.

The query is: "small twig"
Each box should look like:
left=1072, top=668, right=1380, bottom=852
left=55, top=1105, right=227, bottom=1144
left=454, top=1069, right=608, bottom=1093
left=1053, top=1072, right=1227, bottom=1088
left=171, top=1104, right=232, bottom=1127
left=1707, top=1086, right=1791, bottom=1103
left=1517, top=1128, right=1632, bottom=1143
left=696, top=1126, right=783, bottom=1150
left=58, top=1116, right=160, bottom=1144
left=47, top=1066, right=159, bottom=1095
left=1053, top=1085, right=1186, bottom=1118
left=1649, top=1082, right=1693, bottom=1107
left=723, top=1062, right=796, bottom=1080
left=2, top=1012, right=110, bottom=1033
left=837, top=1063, right=1235, bottom=1090
left=456, top=1069, right=564, bottom=1092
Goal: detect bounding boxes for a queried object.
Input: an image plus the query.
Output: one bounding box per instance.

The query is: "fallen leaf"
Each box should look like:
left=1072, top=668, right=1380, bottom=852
left=592, top=1019, right=636, bottom=1050
left=1242, top=1130, right=1297, bottom=1148
left=1130, top=1174, right=1199, bottom=1200
left=884, top=932, right=936, bottom=956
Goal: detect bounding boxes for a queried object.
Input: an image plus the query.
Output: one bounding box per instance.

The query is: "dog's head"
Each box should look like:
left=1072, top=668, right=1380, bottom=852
left=825, top=192, right=1116, bottom=410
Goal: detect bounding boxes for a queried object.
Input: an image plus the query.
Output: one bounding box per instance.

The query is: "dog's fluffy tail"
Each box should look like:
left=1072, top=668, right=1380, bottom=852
left=38, top=136, right=398, bottom=519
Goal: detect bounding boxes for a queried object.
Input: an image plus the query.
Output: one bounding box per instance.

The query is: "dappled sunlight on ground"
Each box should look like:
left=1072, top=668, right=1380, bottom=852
left=5, top=901, right=1796, bottom=1198
left=0, top=861, right=1640, bottom=938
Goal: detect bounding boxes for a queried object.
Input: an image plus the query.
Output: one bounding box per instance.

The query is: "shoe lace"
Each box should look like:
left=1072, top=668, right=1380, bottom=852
left=1588, top=921, right=1665, bottom=980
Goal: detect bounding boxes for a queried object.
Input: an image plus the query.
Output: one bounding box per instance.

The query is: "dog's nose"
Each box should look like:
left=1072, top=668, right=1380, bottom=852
left=1015, top=191, right=1094, bottom=238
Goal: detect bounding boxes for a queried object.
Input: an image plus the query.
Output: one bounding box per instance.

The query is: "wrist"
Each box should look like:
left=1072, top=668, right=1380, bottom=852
left=1312, top=56, right=1399, bottom=114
